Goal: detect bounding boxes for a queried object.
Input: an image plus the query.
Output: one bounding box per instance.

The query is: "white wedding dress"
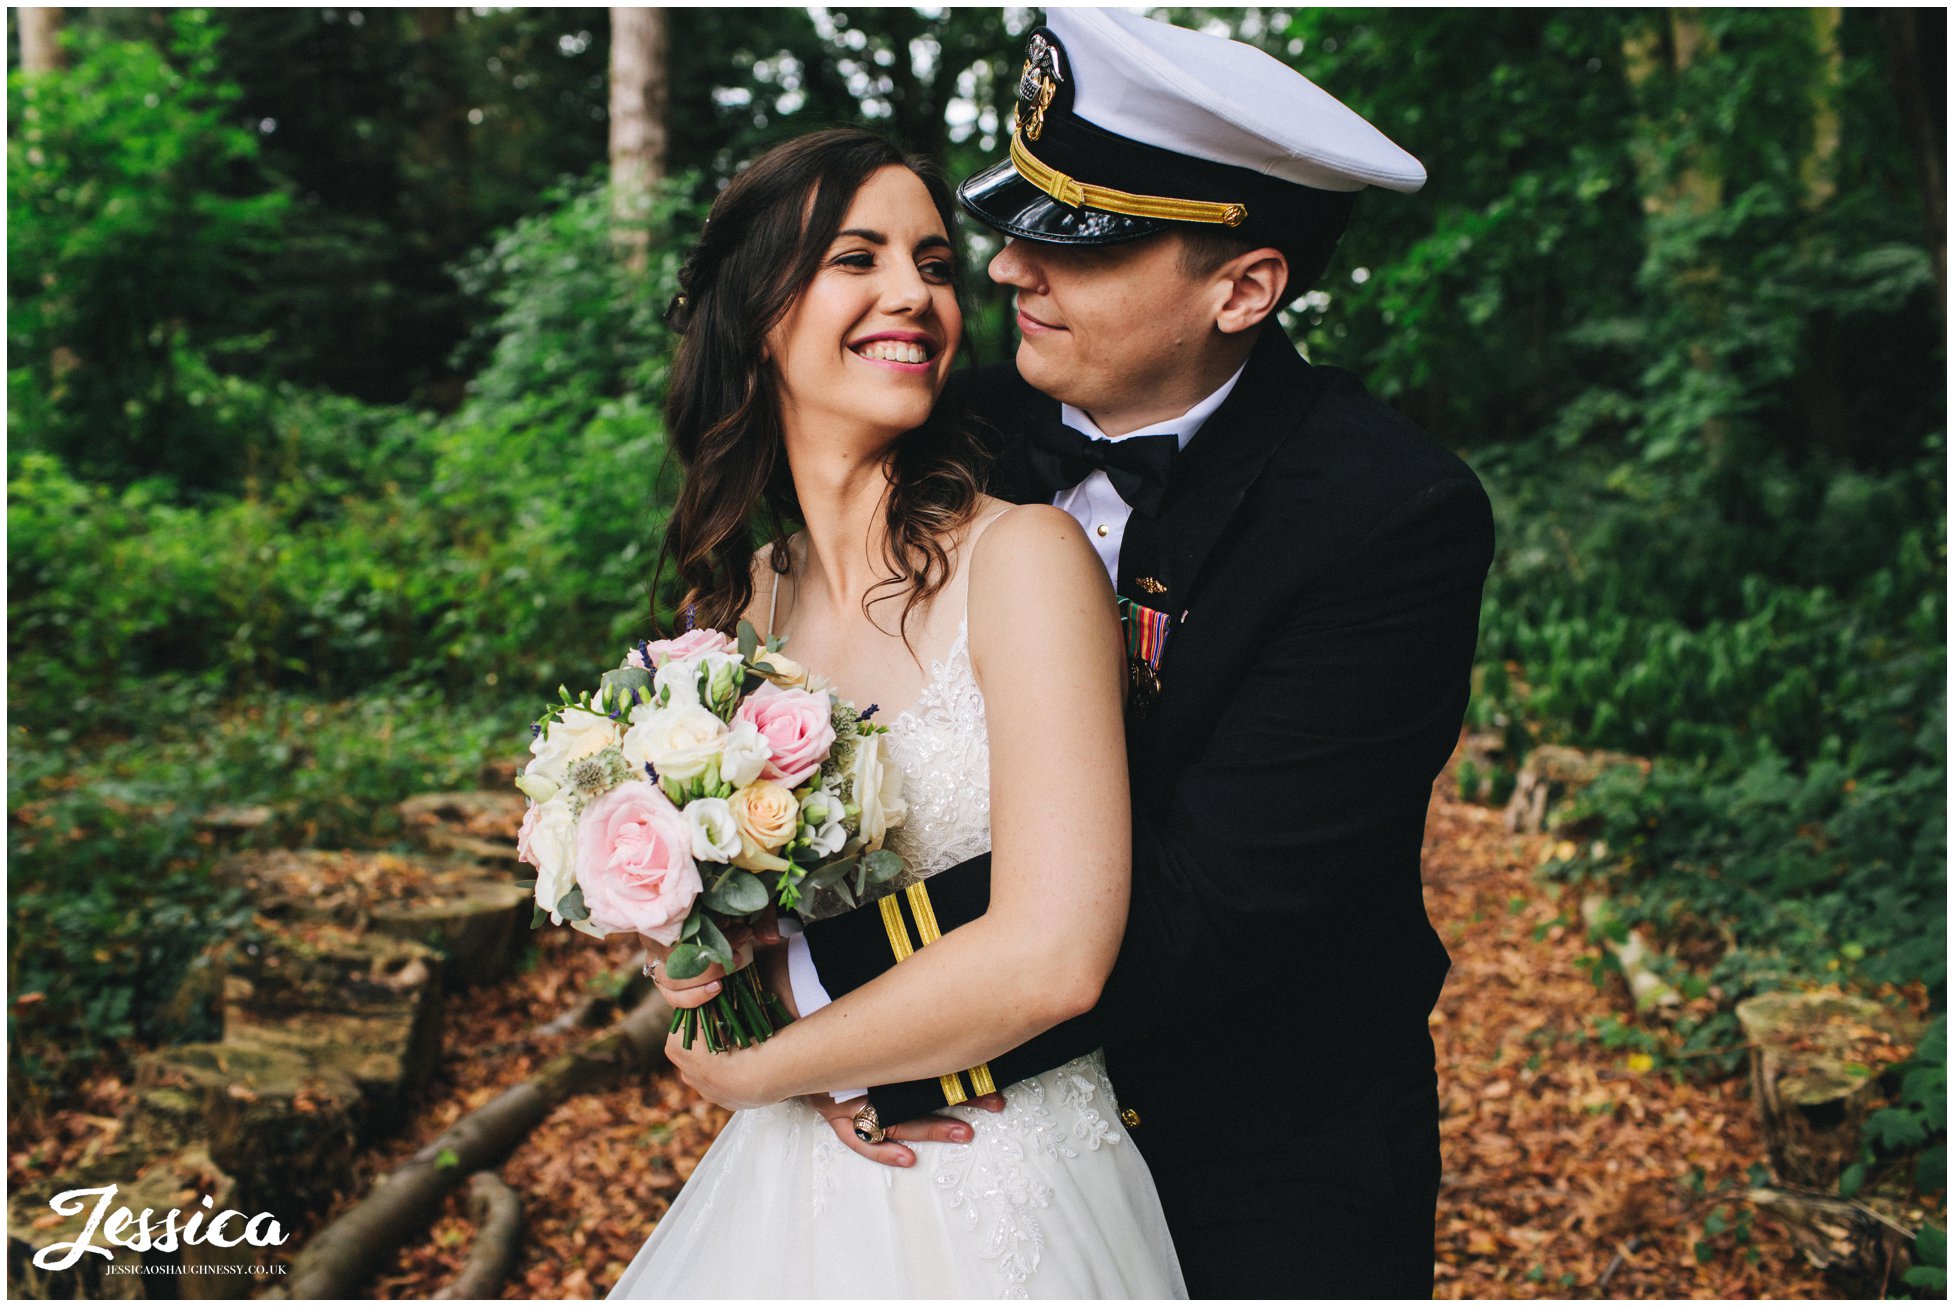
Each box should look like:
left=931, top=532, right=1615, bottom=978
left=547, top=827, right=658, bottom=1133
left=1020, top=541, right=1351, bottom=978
left=607, top=551, right=1187, bottom=1299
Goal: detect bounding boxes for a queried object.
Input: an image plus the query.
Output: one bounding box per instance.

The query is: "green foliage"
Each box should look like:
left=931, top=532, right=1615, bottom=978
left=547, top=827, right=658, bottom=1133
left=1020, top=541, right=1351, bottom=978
left=7, top=681, right=529, bottom=1089
left=449, top=171, right=694, bottom=426
left=8, top=9, right=288, bottom=492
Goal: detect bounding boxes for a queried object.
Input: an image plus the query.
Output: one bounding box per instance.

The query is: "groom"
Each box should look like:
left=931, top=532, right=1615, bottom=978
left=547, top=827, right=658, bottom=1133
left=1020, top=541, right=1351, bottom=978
left=669, top=10, right=1493, bottom=1298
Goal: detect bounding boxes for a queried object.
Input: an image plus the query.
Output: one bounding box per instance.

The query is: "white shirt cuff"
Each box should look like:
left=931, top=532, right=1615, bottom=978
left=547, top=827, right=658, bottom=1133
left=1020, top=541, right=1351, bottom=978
left=785, top=931, right=866, bottom=1103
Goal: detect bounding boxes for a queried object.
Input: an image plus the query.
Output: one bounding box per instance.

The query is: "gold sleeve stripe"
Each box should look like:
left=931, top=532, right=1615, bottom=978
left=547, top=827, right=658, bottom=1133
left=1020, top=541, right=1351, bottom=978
left=1010, top=130, right=1247, bottom=228
left=879, top=893, right=914, bottom=964
left=904, top=882, right=995, bottom=1105
left=879, top=889, right=968, bottom=1105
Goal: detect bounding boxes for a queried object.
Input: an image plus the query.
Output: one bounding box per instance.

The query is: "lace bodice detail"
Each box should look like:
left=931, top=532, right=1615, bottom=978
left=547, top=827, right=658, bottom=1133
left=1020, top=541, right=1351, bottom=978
left=798, top=617, right=990, bottom=922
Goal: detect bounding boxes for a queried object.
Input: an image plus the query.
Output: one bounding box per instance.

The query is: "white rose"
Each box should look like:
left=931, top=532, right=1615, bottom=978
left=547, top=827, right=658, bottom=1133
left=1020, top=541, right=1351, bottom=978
left=517, top=796, right=579, bottom=923
left=526, top=706, right=623, bottom=790
left=653, top=656, right=704, bottom=708
left=718, top=718, right=770, bottom=788
left=851, top=731, right=908, bottom=849
left=683, top=796, right=742, bottom=865
left=621, top=701, right=728, bottom=783
left=655, top=650, right=745, bottom=712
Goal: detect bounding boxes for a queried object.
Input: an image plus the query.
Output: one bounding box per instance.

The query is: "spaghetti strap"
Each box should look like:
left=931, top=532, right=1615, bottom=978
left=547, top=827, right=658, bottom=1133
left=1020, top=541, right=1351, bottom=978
left=967, top=505, right=1014, bottom=550
left=767, top=567, right=781, bottom=639
left=958, top=506, right=1017, bottom=629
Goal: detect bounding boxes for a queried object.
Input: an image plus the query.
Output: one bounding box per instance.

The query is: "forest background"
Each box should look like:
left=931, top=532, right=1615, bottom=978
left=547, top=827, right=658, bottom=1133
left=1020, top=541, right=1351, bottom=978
left=6, top=4, right=1946, bottom=1293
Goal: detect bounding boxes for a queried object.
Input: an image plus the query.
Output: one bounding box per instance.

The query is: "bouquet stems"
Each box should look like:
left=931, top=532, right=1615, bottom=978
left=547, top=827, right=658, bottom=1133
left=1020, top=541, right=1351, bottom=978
left=667, top=964, right=794, bottom=1053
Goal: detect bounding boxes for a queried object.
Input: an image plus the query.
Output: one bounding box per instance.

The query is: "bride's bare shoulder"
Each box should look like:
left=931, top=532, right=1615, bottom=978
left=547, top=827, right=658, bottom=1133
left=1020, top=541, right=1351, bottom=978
left=965, top=501, right=1107, bottom=613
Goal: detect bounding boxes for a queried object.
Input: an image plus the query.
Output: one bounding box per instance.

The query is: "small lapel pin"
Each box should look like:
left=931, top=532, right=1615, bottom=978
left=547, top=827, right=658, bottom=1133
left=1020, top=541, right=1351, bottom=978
left=1137, top=576, right=1167, bottom=595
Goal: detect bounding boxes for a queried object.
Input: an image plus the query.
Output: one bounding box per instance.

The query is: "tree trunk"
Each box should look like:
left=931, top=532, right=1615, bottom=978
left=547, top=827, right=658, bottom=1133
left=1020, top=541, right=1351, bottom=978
left=609, top=6, right=670, bottom=274
left=1877, top=9, right=1946, bottom=311
left=432, top=1172, right=524, bottom=1300
left=1801, top=9, right=1844, bottom=211
left=268, top=992, right=674, bottom=1300
left=17, top=7, right=63, bottom=74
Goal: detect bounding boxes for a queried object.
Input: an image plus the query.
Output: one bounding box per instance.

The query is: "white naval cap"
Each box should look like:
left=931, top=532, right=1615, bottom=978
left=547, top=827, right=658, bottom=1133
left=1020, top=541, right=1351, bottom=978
left=1053, top=7, right=1426, bottom=195
left=959, top=7, right=1426, bottom=287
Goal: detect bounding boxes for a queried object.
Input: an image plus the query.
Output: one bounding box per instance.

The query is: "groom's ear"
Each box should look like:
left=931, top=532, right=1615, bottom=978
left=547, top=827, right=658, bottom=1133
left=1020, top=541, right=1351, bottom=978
left=1212, top=247, right=1288, bottom=336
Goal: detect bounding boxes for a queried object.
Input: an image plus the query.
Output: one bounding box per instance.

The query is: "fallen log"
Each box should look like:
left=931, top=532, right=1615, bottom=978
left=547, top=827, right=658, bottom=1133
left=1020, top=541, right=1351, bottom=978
left=1748, top=1186, right=1917, bottom=1296
left=432, top=1172, right=524, bottom=1300
left=1504, top=744, right=1650, bottom=836
left=1580, top=894, right=1682, bottom=1012
left=266, top=991, right=674, bottom=1300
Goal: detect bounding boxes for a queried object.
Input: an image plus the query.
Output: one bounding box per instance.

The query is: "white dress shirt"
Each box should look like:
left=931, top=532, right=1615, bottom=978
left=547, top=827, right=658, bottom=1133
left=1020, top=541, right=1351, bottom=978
left=785, top=361, right=1250, bottom=1100
left=1054, top=360, right=1247, bottom=583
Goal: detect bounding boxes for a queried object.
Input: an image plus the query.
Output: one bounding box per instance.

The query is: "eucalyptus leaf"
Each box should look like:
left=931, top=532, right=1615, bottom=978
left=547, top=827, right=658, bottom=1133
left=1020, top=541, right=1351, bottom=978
left=863, top=849, right=905, bottom=884
left=702, top=868, right=770, bottom=915
left=681, top=911, right=703, bottom=941
left=697, top=915, right=735, bottom=969
left=737, top=619, right=759, bottom=663
left=664, top=941, right=710, bottom=980
left=601, top=665, right=652, bottom=705
left=555, top=883, right=588, bottom=922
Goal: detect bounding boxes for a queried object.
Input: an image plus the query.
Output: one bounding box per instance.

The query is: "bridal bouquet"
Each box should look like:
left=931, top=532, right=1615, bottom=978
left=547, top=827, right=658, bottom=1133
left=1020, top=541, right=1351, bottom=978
left=513, top=621, right=910, bottom=1052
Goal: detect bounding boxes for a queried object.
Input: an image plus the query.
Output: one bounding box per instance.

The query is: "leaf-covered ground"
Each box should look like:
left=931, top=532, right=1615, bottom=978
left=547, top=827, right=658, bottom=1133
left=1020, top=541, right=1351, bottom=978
left=11, top=752, right=1861, bottom=1298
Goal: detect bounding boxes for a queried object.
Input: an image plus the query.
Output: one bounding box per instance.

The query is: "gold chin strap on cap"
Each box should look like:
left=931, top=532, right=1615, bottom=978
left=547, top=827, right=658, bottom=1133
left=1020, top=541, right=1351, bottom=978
left=1009, top=130, right=1246, bottom=228
left=878, top=884, right=998, bottom=1105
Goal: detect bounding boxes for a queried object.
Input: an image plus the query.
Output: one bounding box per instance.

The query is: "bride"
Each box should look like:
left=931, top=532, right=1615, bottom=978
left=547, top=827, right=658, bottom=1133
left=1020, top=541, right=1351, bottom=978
left=606, top=129, right=1184, bottom=1298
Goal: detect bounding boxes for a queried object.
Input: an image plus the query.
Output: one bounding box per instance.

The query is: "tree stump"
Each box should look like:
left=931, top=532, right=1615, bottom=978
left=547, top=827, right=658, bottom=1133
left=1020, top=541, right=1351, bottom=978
left=211, top=847, right=489, bottom=928
left=132, top=1039, right=360, bottom=1230
left=8, top=1141, right=278, bottom=1300
left=1503, top=744, right=1651, bottom=835
left=214, top=921, right=444, bottom=1137
left=1736, top=990, right=1924, bottom=1191
left=395, top=791, right=528, bottom=868
left=370, top=878, right=531, bottom=988
left=194, top=803, right=278, bottom=849
left=8, top=1135, right=151, bottom=1300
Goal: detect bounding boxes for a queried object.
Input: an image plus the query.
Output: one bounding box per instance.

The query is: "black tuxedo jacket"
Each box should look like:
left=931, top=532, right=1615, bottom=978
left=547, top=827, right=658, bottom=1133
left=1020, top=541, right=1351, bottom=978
left=800, top=323, right=1494, bottom=1154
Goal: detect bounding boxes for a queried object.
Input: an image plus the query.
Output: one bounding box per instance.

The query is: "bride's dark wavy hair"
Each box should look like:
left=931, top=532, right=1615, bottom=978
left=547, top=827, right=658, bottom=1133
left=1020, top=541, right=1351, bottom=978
left=655, top=128, right=990, bottom=645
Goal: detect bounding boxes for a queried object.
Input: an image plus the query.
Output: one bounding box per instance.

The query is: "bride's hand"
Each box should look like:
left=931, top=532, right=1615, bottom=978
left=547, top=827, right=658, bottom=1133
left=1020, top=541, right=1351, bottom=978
left=808, top=1093, right=1008, bottom=1168
left=643, top=907, right=784, bottom=1010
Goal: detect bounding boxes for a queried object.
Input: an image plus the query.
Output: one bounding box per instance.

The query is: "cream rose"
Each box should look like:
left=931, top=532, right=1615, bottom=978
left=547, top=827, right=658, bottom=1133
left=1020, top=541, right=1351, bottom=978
left=621, top=701, right=728, bottom=783
left=754, top=646, right=810, bottom=688
left=525, top=706, right=623, bottom=794
left=728, top=780, right=798, bottom=870
left=850, top=731, right=908, bottom=850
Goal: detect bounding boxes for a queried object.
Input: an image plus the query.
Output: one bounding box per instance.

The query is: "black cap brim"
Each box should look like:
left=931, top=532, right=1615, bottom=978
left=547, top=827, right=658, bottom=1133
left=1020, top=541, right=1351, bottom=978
left=956, top=156, right=1167, bottom=246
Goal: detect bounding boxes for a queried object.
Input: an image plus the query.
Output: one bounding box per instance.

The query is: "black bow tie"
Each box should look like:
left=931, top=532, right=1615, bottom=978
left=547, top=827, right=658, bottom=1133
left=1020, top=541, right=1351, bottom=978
left=1023, top=419, right=1180, bottom=516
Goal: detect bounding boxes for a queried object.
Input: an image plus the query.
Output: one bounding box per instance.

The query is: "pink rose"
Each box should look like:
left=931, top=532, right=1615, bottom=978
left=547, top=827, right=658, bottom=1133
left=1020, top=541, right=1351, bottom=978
left=574, top=782, right=701, bottom=945
left=628, top=628, right=738, bottom=670
left=733, top=682, right=836, bottom=788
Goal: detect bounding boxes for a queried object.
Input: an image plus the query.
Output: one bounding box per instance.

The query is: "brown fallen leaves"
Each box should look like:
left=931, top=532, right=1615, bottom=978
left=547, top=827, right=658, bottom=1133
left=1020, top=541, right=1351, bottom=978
left=1422, top=757, right=1834, bottom=1299
left=7, top=740, right=1877, bottom=1299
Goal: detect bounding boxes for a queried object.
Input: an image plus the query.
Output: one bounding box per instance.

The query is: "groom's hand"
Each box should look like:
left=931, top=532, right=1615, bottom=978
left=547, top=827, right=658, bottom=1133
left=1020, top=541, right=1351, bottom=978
left=810, top=1093, right=1008, bottom=1168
